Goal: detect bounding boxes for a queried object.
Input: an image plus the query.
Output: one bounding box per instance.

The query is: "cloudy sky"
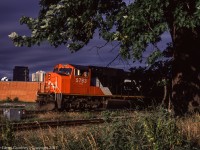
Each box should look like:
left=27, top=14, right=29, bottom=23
left=0, top=0, right=171, bottom=80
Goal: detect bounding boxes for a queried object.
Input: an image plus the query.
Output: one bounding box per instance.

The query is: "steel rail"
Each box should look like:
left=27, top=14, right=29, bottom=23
left=0, top=116, right=135, bottom=132
left=0, top=118, right=106, bottom=131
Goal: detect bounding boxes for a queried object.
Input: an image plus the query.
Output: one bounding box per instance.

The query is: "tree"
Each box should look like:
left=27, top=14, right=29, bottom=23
left=9, top=0, right=200, bottom=115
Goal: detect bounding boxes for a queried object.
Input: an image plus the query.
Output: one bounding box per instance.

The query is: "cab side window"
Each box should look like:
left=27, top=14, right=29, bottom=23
left=74, top=69, right=81, bottom=76
left=74, top=69, right=88, bottom=77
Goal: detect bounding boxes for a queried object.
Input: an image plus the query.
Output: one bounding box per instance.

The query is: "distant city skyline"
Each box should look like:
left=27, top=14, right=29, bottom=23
left=0, top=0, right=171, bottom=79
left=13, top=66, right=29, bottom=81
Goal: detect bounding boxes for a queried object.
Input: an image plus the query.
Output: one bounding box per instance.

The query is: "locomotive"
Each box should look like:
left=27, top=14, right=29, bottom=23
left=37, top=64, right=144, bottom=110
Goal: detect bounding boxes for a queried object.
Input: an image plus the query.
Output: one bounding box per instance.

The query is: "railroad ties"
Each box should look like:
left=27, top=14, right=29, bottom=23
left=0, top=119, right=105, bottom=132
left=0, top=116, right=134, bottom=132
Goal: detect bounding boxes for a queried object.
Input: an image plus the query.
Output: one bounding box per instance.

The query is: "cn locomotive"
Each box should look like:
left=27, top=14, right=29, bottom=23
left=37, top=64, right=144, bottom=110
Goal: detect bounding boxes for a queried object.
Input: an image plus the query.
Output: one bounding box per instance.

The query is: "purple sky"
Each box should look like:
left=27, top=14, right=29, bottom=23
left=0, top=0, right=171, bottom=80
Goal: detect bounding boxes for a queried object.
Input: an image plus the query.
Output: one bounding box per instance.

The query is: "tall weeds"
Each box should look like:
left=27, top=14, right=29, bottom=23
left=0, top=120, right=14, bottom=147
left=1, top=109, right=199, bottom=149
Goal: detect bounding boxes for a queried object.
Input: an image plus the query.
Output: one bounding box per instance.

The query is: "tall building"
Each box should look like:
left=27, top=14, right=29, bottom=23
left=32, top=71, right=46, bottom=82
left=13, top=66, right=29, bottom=81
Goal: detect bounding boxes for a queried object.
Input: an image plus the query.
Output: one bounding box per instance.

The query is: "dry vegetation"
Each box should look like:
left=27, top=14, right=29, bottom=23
left=1, top=108, right=199, bottom=149
left=177, top=113, right=200, bottom=145
left=36, top=111, right=99, bottom=121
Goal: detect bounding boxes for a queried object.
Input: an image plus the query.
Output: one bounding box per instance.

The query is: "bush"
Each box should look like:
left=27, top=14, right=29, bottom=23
left=0, top=120, right=14, bottom=147
left=5, top=97, right=12, bottom=103
left=13, top=97, right=19, bottom=102
left=138, top=109, right=183, bottom=149
left=88, top=108, right=199, bottom=149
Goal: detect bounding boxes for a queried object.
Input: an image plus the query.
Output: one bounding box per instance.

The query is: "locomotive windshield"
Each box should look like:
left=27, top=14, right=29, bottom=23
left=53, top=68, right=72, bottom=75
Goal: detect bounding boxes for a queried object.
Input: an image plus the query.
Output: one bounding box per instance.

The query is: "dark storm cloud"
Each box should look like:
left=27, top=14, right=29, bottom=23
left=0, top=0, right=39, bottom=78
left=0, top=0, right=119, bottom=79
left=0, top=0, right=171, bottom=80
left=0, top=1, right=39, bottom=18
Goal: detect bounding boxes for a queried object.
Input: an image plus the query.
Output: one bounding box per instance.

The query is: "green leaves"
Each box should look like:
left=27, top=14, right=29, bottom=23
left=103, top=0, right=168, bottom=61
left=9, top=0, right=126, bottom=52
left=174, top=1, right=200, bottom=29
left=147, top=50, right=163, bottom=64
left=8, top=0, right=200, bottom=64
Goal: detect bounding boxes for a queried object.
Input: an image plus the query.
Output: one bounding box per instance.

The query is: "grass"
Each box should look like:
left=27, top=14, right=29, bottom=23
left=177, top=113, right=200, bottom=145
left=37, top=111, right=98, bottom=120
left=0, top=108, right=199, bottom=149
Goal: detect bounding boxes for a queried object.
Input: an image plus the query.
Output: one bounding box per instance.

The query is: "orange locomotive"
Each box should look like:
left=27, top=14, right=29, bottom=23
left=37, top=64, right=142, bottom=110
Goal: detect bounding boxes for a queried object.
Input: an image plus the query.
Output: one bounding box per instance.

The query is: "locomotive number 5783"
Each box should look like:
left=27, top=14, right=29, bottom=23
left=75, top=78, right=87, bottom=84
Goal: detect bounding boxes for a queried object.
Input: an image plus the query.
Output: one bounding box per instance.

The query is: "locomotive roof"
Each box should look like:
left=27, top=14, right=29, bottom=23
left=70, top=64, right=124, bottom=72
left=71, top=64, right=89, bottom=70
left=69, top=64, right=127, bottom=77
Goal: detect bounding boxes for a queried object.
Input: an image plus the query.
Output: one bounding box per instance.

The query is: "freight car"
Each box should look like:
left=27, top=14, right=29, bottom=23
left=37, top=64, right=144, bottom=111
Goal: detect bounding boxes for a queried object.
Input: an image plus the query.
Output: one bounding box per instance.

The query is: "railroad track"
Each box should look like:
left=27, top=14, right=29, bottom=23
left=0, top=108, right=126, bottom=116
left=0, top=118, right=107, bottom=131
left=0, top=116, right=134, bottom=132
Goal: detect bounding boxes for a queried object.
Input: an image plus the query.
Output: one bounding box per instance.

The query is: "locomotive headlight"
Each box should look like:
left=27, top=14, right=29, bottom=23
left=48, top=74, right=51, bottom=80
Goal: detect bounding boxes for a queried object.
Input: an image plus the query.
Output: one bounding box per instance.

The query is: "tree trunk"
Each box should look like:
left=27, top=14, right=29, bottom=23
left=162, top=83, right=168, bottom=106
left=171, top=28, right=200, bottom=115
left=161, top=78, right=172, bottom=111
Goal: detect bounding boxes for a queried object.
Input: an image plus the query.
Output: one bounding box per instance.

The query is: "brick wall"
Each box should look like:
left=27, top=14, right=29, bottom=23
left=0, top=81, right=44, bottom=102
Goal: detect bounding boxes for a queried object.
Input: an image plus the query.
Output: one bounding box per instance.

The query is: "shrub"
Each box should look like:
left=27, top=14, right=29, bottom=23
left=0, top=120, right=14, bottom=147
left=13, top=97, right=19, bottom=102
left=138, top=109, right=183, bottom=149
left=5, top=97, right=12, bottom=103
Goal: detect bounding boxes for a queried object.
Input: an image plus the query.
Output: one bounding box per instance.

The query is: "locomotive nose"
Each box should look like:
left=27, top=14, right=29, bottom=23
left=45, top=73, right=58, bottom=93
